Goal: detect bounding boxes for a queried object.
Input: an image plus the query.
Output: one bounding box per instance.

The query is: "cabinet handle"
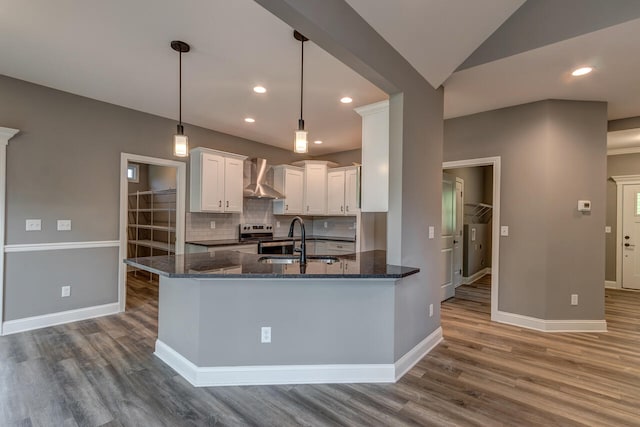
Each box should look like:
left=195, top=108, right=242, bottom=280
left=226, top=201, right=229, bottom=208
left=307, top=205, right=309, bottom=212
left=286, top=204, right=289, bottom=211
left=341, top=206, right=344, bottom=212
left=346, top=206, right=349, bottom=212
left=218, top=200, right=222, bottom=207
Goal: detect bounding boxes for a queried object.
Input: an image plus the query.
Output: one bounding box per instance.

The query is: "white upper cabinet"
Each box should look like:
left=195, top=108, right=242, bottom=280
left=355, top=100, right=389, bottom=212
left=327, top=167, right=360, bottom=216
left=273, top=165, right=304, bottom=215
left=292, top=160, right=329, bottom=215
left=327, top=170, right=346, bottom=215
left=190, top=147, right=247, bottom=213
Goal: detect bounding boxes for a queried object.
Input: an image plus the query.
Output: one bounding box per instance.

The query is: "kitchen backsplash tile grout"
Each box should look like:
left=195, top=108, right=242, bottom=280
left=186, top=199, right=357, bottom=242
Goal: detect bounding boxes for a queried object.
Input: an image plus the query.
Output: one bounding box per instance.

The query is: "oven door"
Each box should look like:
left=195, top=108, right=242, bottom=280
left=259, top=241, right=295, bottom=254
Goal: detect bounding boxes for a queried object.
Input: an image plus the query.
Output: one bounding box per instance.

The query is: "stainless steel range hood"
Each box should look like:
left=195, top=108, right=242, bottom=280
left=243, top=158, right=285, bottom=199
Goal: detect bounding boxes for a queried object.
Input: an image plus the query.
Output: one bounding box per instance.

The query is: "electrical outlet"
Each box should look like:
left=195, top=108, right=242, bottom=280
left=428, top=226, right=435, bottom=239
left=571, top=294, right=578, bottom=306
left=429, top=304, right=434, bottom=317
left=57, top=220, right=71, bottom=231
left=324, top=221, right=328, bottom=228
left=26, top=219, right=41, bottom=231
left=501, top=226, right=509, bottom=236
left=210, top=221, right=216, bottom=229
left=276, top=221, right=280, bottom=228
left=61, top=285, right=71, bottom=298
left=605, top=226, right=612, bottom=233
left=261, top=326, right=271, bottom=343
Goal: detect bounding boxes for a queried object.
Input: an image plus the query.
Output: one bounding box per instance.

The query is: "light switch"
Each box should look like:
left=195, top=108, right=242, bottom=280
left=605, top=226, right=612, bottom=233
left=57, top=220, right=71, bottom=231
left=26, top=219, right=41, bottom=231
left=500, top=226, right=509, bottom=237
left=428, top=226, right=435, bottom=239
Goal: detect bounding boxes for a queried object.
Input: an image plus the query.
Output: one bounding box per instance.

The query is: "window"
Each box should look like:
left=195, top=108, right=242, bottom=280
left=128, top=164, right=139, bottom=183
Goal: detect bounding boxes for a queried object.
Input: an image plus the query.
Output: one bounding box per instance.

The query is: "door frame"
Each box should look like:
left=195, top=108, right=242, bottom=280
left=611, top=175, right=640, bottom=289
left=453, top=177, right=464, bottom=288
left=443, top=156, right=500, bottom=322
left=118, top=153, right=187, bottom=312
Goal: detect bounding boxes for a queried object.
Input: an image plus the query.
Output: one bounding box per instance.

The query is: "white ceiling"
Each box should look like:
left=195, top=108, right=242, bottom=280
left=0, top=0, right=386, bottom=155
left=443, top=17, right=640, bottom=120
left=2, top=1, right=640, bottom=154
left=345, top=0, right=525, bottom=89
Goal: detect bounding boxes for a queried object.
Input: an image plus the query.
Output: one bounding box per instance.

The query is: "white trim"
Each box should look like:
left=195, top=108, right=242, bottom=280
left=493, top=310, right=607, bottom=332
left=605, top=280, right=619, bottom=289
left=119, top=153, right=186, bottom=312
left=608, top=147, right=640, bottom=156
left=354, top=99, right=389, bottom=116
left=0, top=127, right=20, bottom=336
left=2, top=302, right=119, bottom=335
left=154, top=327, right=443, bottom=387
left=5, top=240, right=119, bottom=253
left=611, top=175, right=640, bottom=290
left=462, top=267, right=491, bottom=285
left=443, top=156, right=500, bottom=323
left=393, top=327, right=443, bottom=381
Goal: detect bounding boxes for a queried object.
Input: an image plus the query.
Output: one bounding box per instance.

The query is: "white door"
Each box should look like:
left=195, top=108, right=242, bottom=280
left=327, top=170, right=345, bottom=215
left=201, top=153, right=224, bottom=212
left=224, top=157, right=244, bottom=212
left=285, top=168, right=304, bottom=214
left=305, top=164, right=327, bottom=215
left=345, top=168, right=359, bottom=214
left=441, top=173, right=455, bottom=300
left=453, top=178, right=464, bottom=287
left=622, top=184, right=640, bottom=289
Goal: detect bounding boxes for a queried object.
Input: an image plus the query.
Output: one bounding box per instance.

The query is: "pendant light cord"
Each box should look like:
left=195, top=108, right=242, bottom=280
left=299, top=37, right=304, bottom=129
left=179, top=50, right=182, bottom=128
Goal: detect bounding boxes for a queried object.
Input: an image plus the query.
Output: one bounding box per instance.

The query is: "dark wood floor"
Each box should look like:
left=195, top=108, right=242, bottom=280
left=1, top=273, right=639, bottom=426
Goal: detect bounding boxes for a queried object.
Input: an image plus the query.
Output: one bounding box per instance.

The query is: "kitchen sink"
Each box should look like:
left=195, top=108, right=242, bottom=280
left=258, top=256, right=340, bottom=265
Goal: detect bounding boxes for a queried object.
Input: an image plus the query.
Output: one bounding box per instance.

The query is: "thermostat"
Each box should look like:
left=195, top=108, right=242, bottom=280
left=578, top=200, right=591, bottom=212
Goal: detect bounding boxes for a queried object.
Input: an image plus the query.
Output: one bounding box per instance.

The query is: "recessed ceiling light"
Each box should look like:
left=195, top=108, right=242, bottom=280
left=314, top=140, right=323, bottom=144
left=340, top=97, right=353, bottom=104
left=571, top=67, right=593, bottom=77
left=244, top=118, right=255, bottom=123
left=253, top=86, right=267, bottom=93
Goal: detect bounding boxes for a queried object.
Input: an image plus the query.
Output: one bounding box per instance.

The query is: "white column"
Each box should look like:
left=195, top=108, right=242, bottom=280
left=0, top=127, right=20, bottom=335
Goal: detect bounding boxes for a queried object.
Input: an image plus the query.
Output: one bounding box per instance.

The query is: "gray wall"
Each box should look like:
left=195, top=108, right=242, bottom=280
left=444, top=100, right=607, bottom=320
left=256, top=0, right=444, bottom=362
left=149, top=164, right=177, bottom=191
left=127, top=163, right=149, bottom=193
left=1, top=74, right=306, bottom=321
left=605, top=153, right=640, bottom=281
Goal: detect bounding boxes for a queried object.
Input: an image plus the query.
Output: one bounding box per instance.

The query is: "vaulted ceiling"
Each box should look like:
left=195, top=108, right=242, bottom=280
left=1, top=0, right=640, bottom=154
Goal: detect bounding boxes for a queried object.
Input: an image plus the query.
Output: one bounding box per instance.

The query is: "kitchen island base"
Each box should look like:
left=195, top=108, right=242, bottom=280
left=154, top=275, right=442, bottom=387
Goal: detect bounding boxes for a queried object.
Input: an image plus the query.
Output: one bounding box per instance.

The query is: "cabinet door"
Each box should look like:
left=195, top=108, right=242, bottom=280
left=201, top=153, right=225, bottom=212
left=327, top=171, right=346, bottom=215
left=304, top=164, right=327, bottom=215
left=224, top=157, right=244, bottom=212
left=285, top=168, right=304, bottom=214
left=345, top=168, right=359, bottom=214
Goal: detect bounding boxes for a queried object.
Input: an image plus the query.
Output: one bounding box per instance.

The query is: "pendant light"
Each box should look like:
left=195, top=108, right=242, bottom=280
left=294, top=30, right=309, bottom=154
left=171, top=40, right=190, bottom=157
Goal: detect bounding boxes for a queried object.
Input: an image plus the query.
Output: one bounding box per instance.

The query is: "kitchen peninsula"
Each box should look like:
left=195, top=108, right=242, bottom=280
left=124, top=250, right=426, bottom=387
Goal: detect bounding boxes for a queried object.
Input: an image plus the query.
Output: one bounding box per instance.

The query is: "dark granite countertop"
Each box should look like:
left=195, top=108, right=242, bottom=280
left=186, top=235, right=356, bottom=247
left=124, top=250, right=418, bottom=279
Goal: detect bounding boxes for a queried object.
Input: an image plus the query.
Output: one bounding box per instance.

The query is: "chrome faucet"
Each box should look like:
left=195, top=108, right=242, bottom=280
left=288, top=216, right=307, bottom=265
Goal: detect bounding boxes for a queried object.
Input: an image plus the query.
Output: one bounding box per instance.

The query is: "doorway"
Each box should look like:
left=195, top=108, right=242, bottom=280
left=613, top=176, right=640, bottom=289
left=443, top=157, right=501, bottom=321
left=118, top=153, right=186, bottom=312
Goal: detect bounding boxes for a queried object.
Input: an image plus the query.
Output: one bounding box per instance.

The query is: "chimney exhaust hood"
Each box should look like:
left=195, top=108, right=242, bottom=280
left=243, top=158, right=285, bottom=199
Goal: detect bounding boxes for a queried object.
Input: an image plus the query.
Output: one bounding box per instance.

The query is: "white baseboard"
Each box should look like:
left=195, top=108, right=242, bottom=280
left=155, top=327, right=443, bottom=387
left=493, top=310, right=607, bottom=333
left=462, top=267, right=491, bottom=285
left=2, top=302, right=120, bottom=335
left=441, top=283, right=455, bottom=300
left=394, top=327, right=443, bottom=380
left=605, top=280, right=618, bottom=289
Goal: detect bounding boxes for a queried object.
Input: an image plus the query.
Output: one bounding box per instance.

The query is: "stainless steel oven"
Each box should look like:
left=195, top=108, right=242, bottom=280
left=239, top=223, right=295, bottom=255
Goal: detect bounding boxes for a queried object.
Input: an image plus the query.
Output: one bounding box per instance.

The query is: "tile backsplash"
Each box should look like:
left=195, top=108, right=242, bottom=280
left=186, top=199, right=357, bottom=242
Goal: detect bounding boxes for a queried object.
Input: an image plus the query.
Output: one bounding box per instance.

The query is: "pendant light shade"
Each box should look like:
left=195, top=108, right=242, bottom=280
left=171, top=40, right=190, bottom=157
left=294, top=30, right=309, bottom=154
